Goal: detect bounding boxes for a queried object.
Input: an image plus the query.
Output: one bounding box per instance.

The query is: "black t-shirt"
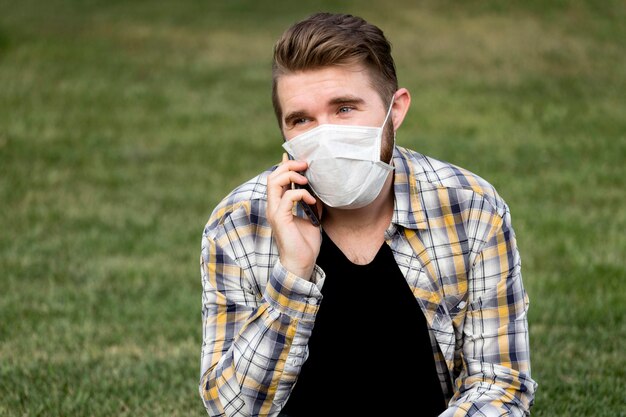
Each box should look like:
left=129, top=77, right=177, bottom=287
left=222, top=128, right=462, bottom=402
left=281, top=231, right=446, bottom=416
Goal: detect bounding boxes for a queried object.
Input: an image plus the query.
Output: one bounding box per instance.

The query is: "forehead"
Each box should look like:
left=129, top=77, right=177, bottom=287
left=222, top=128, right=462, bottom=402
left=276, top=65, right=383, bottom=113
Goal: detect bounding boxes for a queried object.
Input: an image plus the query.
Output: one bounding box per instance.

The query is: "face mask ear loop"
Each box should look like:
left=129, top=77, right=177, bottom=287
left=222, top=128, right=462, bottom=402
left=378, top=96, right=396, bottom=164
left=381, top=96, right=395, bottom=129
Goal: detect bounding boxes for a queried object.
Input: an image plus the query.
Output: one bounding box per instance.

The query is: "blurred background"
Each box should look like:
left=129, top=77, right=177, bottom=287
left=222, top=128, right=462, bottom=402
left=0, top=1, right=624, bottom=416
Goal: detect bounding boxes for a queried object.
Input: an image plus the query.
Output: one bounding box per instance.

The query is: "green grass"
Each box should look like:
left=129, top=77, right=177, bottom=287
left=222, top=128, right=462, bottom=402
left=1, top=1, right=624, bottom=416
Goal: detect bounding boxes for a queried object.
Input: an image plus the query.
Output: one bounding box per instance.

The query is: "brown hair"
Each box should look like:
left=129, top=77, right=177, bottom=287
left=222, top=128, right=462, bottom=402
left=272, top=13, right=398, bottom=125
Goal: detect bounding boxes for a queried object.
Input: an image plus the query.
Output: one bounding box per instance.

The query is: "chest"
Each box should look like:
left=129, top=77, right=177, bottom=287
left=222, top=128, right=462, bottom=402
left=282, top=233, right=448, bottom=414
left=316, top=236, right=427, bottom=336
left=322, top=226, right=387, bottom=265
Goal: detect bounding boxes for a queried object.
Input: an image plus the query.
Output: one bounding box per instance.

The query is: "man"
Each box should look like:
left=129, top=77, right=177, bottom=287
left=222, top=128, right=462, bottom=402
left=200, top=12, right=537, bottom=417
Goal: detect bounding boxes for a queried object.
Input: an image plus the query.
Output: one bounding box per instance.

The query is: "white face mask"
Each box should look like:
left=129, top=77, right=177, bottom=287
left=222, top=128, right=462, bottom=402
left=282, top=99, right=395, bottom=209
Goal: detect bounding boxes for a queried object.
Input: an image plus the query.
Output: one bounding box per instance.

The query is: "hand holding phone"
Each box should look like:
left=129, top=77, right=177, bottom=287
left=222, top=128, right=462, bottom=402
left=267, top=153, right=322, bottom=280
left=283, top=153, right=321, bottom=227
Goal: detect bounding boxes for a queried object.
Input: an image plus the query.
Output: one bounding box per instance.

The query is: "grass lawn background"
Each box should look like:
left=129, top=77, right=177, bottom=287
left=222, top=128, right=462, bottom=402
left=0, top=1, right=624, bottom=416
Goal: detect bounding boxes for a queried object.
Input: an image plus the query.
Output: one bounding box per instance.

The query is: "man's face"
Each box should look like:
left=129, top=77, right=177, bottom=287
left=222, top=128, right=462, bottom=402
left=277, top=65, right=394, bottom=162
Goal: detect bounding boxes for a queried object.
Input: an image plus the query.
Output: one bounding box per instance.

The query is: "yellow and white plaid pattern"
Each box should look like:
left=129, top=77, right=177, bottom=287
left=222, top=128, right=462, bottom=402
left=200, top=146, right=537, bottom=416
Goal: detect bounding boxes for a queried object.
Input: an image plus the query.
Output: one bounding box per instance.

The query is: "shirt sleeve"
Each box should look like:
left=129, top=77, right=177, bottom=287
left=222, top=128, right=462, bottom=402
left=199, top=221, right=324, bottom=417
left=442, top=204, right=537, bottom=417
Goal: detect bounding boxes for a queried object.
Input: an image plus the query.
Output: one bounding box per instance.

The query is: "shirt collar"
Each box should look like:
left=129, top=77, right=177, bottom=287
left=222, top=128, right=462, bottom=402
left=390, top=146, right=429, bottom=230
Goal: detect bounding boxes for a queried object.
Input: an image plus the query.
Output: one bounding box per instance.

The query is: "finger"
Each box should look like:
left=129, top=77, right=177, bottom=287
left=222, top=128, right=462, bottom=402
left=267, top=173, right=311, bottom=218
left=267, top=171, right=308, bottom=201
left=268, top=171, right=308, bottom=194
left=268, top=162, right=306, bottom=192
left=271, top=159, right=308, bottom=177
left=267, top=157, right=309, bottom=215
left=277, top=189, right=317, bottom=216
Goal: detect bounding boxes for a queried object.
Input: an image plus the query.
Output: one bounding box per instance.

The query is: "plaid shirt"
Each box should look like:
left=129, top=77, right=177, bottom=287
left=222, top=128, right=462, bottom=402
left=200, top=146, right=537, bottom=417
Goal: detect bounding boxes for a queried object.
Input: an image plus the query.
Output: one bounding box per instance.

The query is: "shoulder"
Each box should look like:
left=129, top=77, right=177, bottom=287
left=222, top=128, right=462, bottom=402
left=203, top=166, right=275, bottom=239
left=395, top=146, right=507, bottom=217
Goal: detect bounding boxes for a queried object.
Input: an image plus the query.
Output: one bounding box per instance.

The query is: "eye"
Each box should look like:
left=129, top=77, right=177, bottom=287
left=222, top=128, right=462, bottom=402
left=338, top=106, right=353, bottom=114
left=285, top=116, right=310, bottom=128
left=294, top=117, right=308, bottom=125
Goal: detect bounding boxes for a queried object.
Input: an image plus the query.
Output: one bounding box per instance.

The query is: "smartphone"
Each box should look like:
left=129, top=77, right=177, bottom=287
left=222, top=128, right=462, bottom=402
left=287, top=154, right=321, bottom=227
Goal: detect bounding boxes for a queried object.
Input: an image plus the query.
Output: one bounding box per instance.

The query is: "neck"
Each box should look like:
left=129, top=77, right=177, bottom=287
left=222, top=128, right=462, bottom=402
left=321, top=172, right=395, bottom=234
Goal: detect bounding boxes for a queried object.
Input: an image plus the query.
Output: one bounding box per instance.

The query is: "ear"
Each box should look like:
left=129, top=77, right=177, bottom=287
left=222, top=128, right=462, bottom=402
left=390, top=88, right=411, bottom=132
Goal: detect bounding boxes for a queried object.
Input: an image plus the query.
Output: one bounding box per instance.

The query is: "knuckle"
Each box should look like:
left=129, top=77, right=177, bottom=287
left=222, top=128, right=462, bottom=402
left=285, top=189, right=304, bottom=200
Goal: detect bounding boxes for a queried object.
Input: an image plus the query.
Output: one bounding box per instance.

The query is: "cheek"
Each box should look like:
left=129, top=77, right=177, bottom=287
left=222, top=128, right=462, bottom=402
left=380, top=122, right=395, bottom=162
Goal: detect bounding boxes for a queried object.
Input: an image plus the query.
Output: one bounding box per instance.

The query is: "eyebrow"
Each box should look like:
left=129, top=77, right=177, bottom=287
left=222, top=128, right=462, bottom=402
left=328, top=95, right=366, bottom=107
left=283, top=95, right=366, bottom=126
